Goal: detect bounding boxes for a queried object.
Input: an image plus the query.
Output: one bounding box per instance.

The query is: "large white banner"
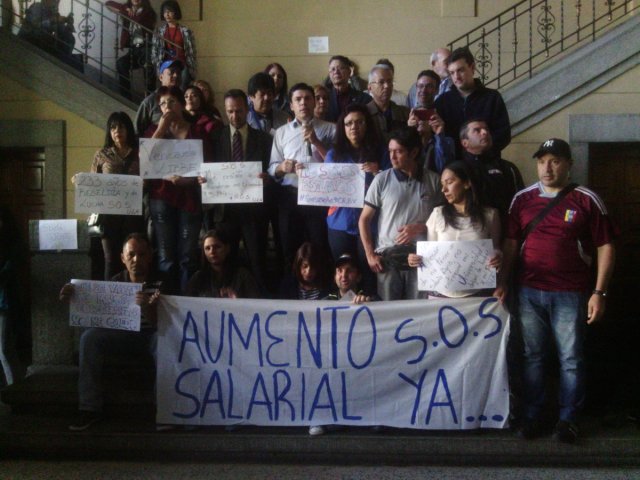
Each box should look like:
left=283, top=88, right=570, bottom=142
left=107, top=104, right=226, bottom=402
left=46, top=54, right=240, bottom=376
left=74, top=173, right=143, bottom=215
left=297, top=163, right=365, bottom=207
left=139, top=139, right=203, bottom=179
left=157, top=296, right=510, bottom=430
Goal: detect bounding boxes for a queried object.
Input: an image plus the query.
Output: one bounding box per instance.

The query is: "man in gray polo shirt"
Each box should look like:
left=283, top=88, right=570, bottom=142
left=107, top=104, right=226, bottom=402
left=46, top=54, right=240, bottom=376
left=359, top=127, right=441, bottom=300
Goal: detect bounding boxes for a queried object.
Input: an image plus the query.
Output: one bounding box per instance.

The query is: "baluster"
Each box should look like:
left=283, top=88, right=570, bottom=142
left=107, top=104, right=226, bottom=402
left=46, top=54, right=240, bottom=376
left=497, top=14, right=502, bottom=88
left=512, top=6, right=518, bottom=81
left=560, top=0, right=564, bottom=50
left=529, top=0, right=533, bottom=78
left=113, top=3, right=120, bottom=64
left=536, top=0, right=556, bottom=58
left=576, top=1, right=582, bottom=42
left=99, top=0, right=104, bottom=82
left=605, top=0, right=614, bottom=21
left=592, top=0, right=596, bottom=40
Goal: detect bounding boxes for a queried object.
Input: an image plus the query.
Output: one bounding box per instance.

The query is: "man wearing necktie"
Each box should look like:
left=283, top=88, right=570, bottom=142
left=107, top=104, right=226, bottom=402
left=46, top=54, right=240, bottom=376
left=210, top=89, right=274, bottom=290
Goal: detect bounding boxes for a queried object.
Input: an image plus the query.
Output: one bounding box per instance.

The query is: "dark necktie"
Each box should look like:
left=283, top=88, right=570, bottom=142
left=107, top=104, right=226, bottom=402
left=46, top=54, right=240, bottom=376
left=232, top=130, right=243, bottom=162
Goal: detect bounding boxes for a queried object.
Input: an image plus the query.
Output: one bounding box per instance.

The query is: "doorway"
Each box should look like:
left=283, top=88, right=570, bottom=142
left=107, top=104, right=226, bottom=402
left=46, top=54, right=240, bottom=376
left=0, top=146, right=46, bottom=366
left=586, top=141, right=640, bottom=413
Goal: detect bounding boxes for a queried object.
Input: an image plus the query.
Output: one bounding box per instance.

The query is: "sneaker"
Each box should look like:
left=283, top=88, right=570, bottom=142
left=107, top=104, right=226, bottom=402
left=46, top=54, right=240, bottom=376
left=68, top=410, right=102, bottom=431
left=308, top=425, right=325, bottom=436
left=155, top=424, right=176, bottom=432
left=553, top=420, right=579, bottom=444
left=516, top=418, right=543, bottom=440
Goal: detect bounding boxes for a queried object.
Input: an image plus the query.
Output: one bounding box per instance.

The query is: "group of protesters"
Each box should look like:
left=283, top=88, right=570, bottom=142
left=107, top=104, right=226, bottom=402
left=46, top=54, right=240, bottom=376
left=53, top=0, right=619, bottom=443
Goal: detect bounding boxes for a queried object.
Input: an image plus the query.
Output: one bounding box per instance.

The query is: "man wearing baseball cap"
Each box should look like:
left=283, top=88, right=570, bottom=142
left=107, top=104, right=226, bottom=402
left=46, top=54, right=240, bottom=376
left=134, top=59, right=183, bottom=135
left=323, top=253, right=376, bottom=304
left=495, top=138, right=617, bottom=443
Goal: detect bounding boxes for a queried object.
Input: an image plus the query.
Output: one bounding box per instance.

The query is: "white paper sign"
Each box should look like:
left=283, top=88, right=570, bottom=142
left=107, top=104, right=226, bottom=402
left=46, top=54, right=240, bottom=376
left=308, top=36, right=329, bottom=54
left=69, top=279, right=142, bottom=331
left=157, top=296, right=510, bottom=429
left=38, top=219, right=77, bottom=250
left=297, top=163, right=365, bottom=207
left=416, top=240, right=496, bottom=292
left=139, top=138, right=203, bottom=179
left=200, top=162, right=263, bottom=204
left=74, top=173, right=143, bottom=215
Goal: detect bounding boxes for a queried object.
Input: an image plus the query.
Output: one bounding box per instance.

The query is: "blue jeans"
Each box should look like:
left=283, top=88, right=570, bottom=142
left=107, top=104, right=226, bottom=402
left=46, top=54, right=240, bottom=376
left=518, top=286, right=587, bottom=423
left=149, top=199, right=201, bottom=292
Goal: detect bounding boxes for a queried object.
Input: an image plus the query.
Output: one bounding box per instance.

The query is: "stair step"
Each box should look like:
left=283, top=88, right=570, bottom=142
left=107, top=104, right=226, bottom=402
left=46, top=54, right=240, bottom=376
left=1, top=364, right=154, bottom=416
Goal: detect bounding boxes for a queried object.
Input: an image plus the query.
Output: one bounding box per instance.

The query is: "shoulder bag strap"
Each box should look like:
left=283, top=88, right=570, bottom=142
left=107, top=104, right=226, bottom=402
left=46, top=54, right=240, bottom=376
left=522, top=183, right=578, bottom=240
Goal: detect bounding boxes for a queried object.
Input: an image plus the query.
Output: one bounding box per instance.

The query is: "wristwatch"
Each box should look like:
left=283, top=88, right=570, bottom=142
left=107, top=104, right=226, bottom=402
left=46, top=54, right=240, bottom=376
left=592, top=289, right=607, bottom=297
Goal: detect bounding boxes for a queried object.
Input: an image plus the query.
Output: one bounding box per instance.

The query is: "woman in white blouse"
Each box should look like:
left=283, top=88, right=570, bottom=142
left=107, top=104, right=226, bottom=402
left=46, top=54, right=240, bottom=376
left=408, top=160, right=502, bottom=298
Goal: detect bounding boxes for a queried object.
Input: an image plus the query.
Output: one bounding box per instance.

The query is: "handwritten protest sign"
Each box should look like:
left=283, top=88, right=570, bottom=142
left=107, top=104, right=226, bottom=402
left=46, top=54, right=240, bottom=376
left=157, top=296, right=509, bottom=429
left=139, top=138, right=203, bottom=179
left=416, top=240, right=496, bottom=292
left=69, top=279, right=142, bottom=331
left=298, top=163, right=365, bottom=208
left=200, top=162, right=263, bottom=204
left=38, top=219, right=77, bottom=250
left=74, top=173, right=143, bottom=215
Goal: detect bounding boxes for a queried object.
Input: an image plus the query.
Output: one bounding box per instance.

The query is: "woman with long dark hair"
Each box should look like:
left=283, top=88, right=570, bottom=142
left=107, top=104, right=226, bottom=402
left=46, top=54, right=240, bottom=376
left=90, top=111, right=144, bottom=279
left=183, top=84, right=222, bottom=136
left=278, top=242, right=331, bottom=300
left=313, top=84, right=330, bottom=121
left=264, top=62, right=290, bottom=115
left=151, top=0, right=196, bottom=90
left=192, top=79, right=222, bottom=121
left=408, top=160, right=502, bottom=298
left=325, top=103, right=385, bottom=294
left=185, top=229, right=261, bottom=298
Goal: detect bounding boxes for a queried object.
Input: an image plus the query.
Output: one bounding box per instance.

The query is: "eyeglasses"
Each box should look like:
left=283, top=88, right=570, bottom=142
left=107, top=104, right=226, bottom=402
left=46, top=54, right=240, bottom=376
left=344, top=119, right=365, bottom=128
left=159, top=99, right=177, bottom=107
left=370, top=80, right=394, bottom=88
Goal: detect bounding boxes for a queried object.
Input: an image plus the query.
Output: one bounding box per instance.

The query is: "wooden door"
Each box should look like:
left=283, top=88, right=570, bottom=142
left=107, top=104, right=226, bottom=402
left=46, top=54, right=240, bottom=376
left=0, top=147, right=46, bottom=239
left=0, top=147, right=46, bottom=361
